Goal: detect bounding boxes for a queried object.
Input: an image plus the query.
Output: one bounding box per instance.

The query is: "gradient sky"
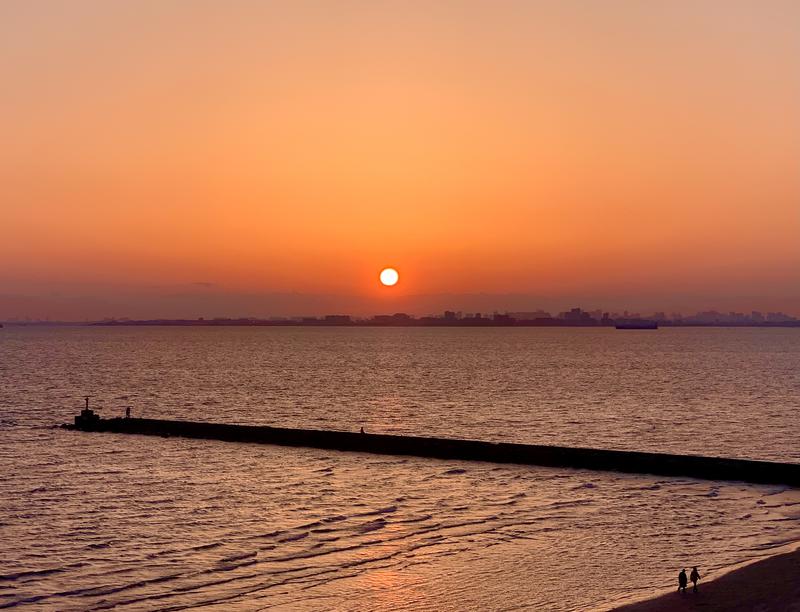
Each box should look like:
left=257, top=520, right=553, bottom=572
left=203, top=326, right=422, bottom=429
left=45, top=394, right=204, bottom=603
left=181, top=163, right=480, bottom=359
left=2, top=1, right=799, bottom=318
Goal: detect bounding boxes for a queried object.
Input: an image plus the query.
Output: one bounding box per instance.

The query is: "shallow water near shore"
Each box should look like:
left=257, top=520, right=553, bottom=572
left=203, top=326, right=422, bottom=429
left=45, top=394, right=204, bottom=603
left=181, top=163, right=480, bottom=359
left=2, top=326, right=800, bottom=610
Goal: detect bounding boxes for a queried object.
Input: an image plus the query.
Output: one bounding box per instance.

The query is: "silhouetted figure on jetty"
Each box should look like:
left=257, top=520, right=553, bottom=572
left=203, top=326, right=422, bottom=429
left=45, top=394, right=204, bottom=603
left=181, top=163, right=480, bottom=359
left=360, top=427, right=365, bottom=434
left=690, top=566, right=700, bottom=592
left=678, top=568, right=688, bottom=594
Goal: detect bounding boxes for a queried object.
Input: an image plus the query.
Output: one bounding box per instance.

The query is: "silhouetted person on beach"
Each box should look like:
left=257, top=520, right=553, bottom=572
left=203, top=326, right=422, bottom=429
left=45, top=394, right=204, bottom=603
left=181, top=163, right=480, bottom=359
left=125, top=407, right=131, bottom=419
left=678, top=568, right=688, bottom=594
left=360, top=427, right=365, bottom=434
left=690, top=567, right=700, bottom=592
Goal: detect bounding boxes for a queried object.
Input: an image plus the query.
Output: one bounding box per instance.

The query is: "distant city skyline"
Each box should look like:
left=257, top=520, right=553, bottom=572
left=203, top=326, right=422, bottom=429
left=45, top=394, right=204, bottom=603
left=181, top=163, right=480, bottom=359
left=83, top=307, right=798, bottom=328
left=2, top=285, right=799, bottom=324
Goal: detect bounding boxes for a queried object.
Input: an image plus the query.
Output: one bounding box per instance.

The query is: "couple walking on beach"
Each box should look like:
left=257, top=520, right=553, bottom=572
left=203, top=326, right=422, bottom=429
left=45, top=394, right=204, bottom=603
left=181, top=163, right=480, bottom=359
left=678, top=567, right=701, bottom=593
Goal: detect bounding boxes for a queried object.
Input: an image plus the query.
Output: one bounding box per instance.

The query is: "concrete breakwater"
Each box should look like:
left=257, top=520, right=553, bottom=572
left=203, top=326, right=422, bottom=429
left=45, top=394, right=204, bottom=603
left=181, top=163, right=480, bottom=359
left=65, top=414, right=800, bottom=487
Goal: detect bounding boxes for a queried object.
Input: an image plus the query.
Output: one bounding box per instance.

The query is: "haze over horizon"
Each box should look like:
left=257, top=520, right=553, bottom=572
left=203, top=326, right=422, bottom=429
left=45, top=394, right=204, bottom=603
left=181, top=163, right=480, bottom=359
left=2, top=283, right=799, bottom=321
left=3, top=1, right=799, bottom=320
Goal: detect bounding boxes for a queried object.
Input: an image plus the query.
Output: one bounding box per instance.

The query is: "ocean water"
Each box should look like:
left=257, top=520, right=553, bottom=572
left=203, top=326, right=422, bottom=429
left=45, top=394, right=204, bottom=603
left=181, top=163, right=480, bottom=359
left=1, top=326, right=799, bottom=610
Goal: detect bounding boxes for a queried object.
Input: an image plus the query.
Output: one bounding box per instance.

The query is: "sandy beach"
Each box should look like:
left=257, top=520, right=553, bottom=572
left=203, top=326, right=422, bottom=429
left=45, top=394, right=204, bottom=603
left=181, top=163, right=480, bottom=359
left=614, top=548, right=800, bottom=611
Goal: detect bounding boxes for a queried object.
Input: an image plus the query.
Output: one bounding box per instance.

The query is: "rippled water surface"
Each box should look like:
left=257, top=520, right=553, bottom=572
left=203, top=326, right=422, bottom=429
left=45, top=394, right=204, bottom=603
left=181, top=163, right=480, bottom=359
left=2, top=326, right=800, bottom=610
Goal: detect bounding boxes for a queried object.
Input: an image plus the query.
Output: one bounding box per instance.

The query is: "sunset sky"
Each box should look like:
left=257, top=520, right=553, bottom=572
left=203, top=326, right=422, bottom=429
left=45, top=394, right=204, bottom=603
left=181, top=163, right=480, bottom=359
left=2, top=1, right=799, bottom=319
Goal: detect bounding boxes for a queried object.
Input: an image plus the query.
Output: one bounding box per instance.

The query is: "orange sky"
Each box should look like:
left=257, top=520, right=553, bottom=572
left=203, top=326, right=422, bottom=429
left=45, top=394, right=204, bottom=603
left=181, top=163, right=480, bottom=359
left=1, top=1, right=799, bottom=318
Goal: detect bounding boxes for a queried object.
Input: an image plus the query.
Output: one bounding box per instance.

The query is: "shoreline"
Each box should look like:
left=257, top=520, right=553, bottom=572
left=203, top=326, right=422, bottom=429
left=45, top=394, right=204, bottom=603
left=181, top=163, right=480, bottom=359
left=4, top=320, right=800, bottom=328
left=612, top=544, right=800, bottom=611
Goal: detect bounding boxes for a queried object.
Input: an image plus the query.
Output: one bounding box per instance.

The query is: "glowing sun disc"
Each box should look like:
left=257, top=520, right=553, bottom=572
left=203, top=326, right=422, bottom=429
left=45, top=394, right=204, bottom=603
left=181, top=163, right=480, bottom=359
left=379, top=268, right=399, bottom=286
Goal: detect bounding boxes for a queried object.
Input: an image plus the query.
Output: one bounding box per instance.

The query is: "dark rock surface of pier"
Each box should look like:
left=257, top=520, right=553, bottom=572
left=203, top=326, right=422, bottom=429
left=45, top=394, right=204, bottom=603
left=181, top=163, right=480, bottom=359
left=64, top=415, right=800, bottom=487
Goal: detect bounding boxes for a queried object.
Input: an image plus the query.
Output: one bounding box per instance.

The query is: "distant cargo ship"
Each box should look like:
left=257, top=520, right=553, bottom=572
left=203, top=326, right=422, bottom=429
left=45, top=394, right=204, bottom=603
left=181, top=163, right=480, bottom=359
left=615, top=320, right=658, bottom=330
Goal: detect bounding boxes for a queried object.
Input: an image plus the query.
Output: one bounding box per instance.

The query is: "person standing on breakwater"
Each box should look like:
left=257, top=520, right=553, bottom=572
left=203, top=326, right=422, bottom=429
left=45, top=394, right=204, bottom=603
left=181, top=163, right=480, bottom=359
left=678, top=568, right=688, bottom=594
left=690, top=566, right=700, bottom=592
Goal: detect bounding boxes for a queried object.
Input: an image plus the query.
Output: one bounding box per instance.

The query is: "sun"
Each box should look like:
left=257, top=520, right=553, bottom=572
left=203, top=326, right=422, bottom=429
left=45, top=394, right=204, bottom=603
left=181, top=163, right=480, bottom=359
left=379, top=267, right=399, bottom=286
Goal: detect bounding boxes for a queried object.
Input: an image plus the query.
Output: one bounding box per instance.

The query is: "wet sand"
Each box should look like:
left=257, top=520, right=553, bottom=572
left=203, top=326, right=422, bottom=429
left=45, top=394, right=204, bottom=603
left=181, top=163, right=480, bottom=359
left=614, top=548, right=800, bottom=611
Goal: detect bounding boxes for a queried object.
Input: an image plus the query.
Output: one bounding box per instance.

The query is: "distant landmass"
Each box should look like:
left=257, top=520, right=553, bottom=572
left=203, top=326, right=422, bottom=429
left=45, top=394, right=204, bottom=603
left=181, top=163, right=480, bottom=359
left=76, top=307, right=799, bottom=328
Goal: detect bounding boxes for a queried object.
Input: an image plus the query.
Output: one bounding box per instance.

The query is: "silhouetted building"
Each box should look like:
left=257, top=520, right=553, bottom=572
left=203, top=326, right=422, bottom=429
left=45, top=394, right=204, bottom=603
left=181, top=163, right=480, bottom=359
left=767, top=311, right=796, bottom=323
left=559, top=308, right=595, bottom=323
left=372, top=313, right=413, bottom=325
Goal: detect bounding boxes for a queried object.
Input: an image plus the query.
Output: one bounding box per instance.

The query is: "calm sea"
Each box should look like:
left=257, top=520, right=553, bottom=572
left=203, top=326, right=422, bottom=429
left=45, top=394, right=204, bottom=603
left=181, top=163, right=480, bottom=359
left=2, top=326, right=799, bottom=610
